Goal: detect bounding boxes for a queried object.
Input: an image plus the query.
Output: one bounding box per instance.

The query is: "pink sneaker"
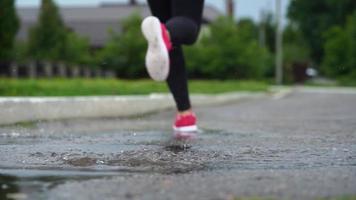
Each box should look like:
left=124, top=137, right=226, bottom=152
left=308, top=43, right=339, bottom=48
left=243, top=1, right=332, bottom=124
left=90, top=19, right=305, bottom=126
left=141, top=16, right=172, bottom=81
left=173, top=112, right=198, bottom=132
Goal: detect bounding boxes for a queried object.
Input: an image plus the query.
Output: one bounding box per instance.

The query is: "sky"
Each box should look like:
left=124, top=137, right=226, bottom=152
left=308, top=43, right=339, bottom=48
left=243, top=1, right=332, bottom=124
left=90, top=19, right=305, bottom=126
left=16, top=0, right=291, bottom=25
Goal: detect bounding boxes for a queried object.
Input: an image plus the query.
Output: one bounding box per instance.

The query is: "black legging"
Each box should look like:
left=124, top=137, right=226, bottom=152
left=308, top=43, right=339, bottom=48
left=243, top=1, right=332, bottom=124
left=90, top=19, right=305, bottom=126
left=147, top=0, right=205, bottom=111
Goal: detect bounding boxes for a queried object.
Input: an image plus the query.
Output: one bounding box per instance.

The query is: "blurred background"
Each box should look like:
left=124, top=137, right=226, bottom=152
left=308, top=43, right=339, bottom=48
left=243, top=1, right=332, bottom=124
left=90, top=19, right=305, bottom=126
left=0, top=0, right=355, bottom=96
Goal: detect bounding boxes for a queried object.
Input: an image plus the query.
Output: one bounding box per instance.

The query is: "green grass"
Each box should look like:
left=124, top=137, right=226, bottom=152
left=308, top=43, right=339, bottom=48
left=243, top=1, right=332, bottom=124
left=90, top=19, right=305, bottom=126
left=304, top=76, right=356, bottom=87
left=338, top=77, right=356, bottom=87
left=0, top=78, right=269, bottom=96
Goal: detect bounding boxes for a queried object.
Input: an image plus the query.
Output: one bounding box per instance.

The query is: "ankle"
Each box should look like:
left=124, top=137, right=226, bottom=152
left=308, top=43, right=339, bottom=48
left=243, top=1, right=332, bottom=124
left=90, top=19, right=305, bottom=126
left=178, top=109, right=193, bottom=116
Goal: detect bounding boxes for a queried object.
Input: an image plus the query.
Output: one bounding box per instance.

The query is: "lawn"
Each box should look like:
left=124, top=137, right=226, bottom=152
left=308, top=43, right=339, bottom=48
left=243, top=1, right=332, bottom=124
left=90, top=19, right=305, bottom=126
left=0, top=78, right=269, bottom=96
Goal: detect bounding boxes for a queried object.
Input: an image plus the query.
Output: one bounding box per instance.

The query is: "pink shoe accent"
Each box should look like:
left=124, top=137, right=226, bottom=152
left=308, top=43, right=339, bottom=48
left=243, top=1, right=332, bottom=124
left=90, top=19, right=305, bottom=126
left=161, top=24, right=172, bottom=51
left=173, top=112, right=198, bottom=132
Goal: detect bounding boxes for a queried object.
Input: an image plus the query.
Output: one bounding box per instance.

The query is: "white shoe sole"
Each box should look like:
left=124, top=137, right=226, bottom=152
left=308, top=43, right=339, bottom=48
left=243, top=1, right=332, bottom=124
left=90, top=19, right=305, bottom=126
left=141, top=16, right=170, bottom=81
left=173, top=125, right=198, bottom=132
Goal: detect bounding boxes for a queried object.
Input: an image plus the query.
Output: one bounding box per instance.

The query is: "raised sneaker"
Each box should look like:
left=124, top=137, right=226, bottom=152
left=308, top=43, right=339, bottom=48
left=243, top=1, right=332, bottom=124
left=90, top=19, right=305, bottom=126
left=173, top=112, right=198, bottom=132
left=141, top=16, right=172, bottom=81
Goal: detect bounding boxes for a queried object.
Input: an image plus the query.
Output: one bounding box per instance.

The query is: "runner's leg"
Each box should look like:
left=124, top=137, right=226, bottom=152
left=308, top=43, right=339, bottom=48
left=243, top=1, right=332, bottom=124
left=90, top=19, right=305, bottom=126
left=165, top=0, right=205, bottom=111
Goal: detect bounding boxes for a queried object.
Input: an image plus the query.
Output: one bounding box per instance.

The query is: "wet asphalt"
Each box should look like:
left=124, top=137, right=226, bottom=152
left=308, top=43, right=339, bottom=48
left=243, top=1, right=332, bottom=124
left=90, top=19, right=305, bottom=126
left=0, top=87, right=356, bottom=200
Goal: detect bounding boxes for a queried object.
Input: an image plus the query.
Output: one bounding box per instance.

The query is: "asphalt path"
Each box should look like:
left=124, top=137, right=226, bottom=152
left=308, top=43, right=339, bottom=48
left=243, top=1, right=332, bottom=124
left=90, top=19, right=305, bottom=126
left=0, top=87, right=355, bottom=200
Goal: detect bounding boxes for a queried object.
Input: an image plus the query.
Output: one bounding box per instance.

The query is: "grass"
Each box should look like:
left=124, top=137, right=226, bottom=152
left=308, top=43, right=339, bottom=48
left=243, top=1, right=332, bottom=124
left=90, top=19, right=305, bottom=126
left=0, top=78, right=269, bottom=96
left=337, top=77, right=356, bottom=87
left=304, top=76, right=356, bottom=87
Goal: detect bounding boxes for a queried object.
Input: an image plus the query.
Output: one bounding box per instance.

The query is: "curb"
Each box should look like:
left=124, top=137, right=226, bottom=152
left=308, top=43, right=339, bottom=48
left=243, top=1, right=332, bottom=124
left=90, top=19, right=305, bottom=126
left=0, top=88, right=290, bottom=125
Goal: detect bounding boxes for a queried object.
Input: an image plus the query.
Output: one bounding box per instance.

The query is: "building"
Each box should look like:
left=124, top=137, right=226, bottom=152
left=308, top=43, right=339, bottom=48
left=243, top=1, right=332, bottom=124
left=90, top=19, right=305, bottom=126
left=17, top=3, right=221, bottom=48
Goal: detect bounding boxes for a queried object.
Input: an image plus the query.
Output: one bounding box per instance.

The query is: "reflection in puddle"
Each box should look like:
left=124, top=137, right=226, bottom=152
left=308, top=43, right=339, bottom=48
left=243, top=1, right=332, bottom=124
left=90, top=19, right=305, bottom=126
left=0, top=175, right=21, bottom=200
left=164, top=143, right=191, bottom=153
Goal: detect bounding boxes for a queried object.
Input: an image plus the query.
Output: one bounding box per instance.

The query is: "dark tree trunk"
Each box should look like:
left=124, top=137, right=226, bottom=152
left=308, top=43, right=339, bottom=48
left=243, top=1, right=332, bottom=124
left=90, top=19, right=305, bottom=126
left=129, top=0, right=137, bottom=5
left=226, top=0, right=235, bottom=18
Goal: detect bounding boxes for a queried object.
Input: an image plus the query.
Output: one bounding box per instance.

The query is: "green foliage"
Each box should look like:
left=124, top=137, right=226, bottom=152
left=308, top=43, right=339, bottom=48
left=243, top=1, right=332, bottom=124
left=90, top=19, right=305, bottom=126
left=237, top=18, right=258, bottom=41
left=322, top=12, right=356, bottom=78
left=288, top=0, right=356, bottom=64
left=282, top=24, right=311, bottom=81
left=0, top=78, right=268, bottom=96
left=261, top=13, right=276, bottom=54
left=283, top=24, right=310, bottom=61
left=185, top=16, right=272, bottom=79
left=0, top=0, right=19, bottom=61
left=283, top=44, right=310, bottom=83
left=63, top=32, right=92, bottom=65
left=322, top=27, right=348, bottom=76
left=13, top=41, right=28, bottom=64
left=97, top=13, right=146, bottom=78
left=26, top=0, right=92, bottom=66
left=28, top=0, right=68, bottom=60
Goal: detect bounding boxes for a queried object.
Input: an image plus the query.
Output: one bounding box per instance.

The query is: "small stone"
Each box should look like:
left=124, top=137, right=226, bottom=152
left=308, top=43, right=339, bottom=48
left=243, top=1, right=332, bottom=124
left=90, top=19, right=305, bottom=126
left=96, top=160, right=105, bottom=164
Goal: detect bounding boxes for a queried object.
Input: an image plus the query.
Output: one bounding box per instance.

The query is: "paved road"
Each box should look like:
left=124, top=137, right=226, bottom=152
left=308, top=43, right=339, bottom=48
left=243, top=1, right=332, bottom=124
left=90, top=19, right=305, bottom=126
left=1, top=87, right=356, bottom=200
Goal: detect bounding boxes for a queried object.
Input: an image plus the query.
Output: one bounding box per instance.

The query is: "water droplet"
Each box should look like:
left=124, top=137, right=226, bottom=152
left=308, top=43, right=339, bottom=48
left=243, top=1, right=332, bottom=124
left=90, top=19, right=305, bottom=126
left=96, top=160, right=104, bottom=164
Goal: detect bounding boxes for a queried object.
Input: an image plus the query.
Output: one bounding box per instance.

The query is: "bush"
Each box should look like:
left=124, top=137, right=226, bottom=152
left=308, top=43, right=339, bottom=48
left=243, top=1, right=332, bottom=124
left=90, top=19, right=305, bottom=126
left=185, top=16, right=272, bottom=79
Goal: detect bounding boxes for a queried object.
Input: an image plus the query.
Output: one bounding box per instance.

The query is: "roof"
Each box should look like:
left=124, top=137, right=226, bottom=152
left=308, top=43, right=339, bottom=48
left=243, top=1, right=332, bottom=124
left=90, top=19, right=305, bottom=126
left=17, top=4, right=221, bottom=47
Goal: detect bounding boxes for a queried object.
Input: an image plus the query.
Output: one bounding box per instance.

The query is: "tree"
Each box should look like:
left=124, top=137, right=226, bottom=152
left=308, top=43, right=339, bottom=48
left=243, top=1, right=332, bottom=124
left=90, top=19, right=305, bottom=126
left=262, top=13, right=276, bottom=54
left=63, top=32, right=92, bottom=65
left=322, top=12, right=356, bottom=79
left=288, top=0, right=356, bottom=64
left=13, top=41, right=28, bottom=64
left=237, top=18, right=258, bottom=41
left=129, top=0, right=137, bottom=5
left=225, top=0, right=235, bottom=18
left=96, top=13, right=146, bottom=78
left=282, top=24, right=311, bottom=82
left=28, top=0, right=68, bottom=61
left=0, top=0, right=19, bottom=61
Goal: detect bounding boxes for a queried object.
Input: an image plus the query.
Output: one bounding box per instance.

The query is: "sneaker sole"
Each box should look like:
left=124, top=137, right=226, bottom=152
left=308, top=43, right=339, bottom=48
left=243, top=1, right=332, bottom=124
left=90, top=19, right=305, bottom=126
left=173, top=125, right=198, bottom=132
left=141, top=16, right=169, bottom=81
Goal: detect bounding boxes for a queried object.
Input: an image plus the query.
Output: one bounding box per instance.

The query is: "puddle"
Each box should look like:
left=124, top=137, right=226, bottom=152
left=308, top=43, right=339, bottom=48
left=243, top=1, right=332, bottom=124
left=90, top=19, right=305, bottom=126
left=1, top=127, right=356, bottom=199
